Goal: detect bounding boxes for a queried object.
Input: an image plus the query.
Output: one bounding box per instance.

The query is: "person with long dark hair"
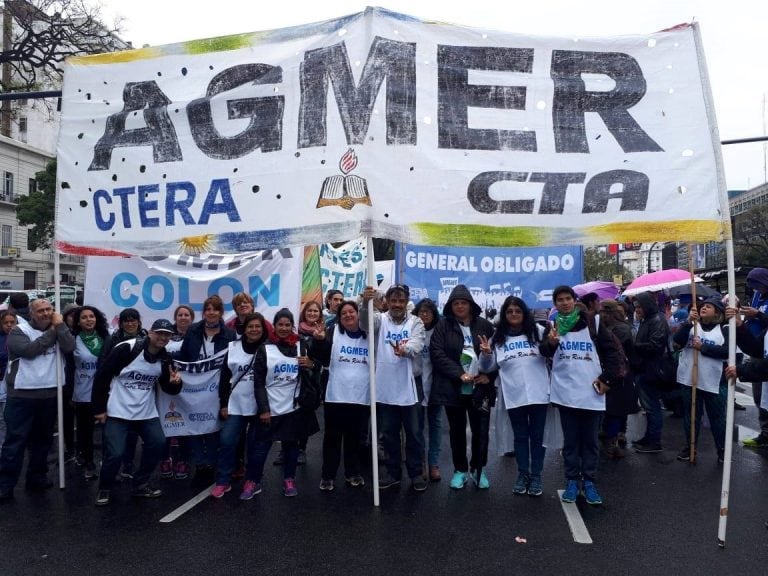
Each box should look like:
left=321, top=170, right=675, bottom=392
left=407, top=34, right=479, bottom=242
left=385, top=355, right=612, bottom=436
left=311, top=300, right=370, bottom=491
left=249, top=309, right=320, bottom=496
left=479, top=296, right=549, bottom=496
left=412, top=298, right=443, bottom=482
left=65, top=305, right=110, bottom=479
left=210, top=313, right=270, bottom=499
left=0, top=311, right=18, bottom=449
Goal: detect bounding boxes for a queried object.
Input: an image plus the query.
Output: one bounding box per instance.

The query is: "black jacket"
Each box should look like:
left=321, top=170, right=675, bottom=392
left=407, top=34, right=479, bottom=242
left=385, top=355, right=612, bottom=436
left=630, top=292, right=670, bottom=381
left=178, top=320, right=236, bottom=362
left=428, top=285, right=497, bottom=407
left=91, top=338, right=181, bottom=415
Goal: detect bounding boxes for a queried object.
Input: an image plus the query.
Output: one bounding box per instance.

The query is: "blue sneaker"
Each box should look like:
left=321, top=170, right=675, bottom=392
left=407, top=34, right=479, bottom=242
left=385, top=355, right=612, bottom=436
left=561, top=479, right=579, bottom=503
left=582, top=481, right=602, bottom=505
left=513, top=473, right=529, bottom=495
left=477, top=471, right=489, bottom=490
left=450, top=471, right=468, bottom=490
left=527, top=475, right=543, bottom=497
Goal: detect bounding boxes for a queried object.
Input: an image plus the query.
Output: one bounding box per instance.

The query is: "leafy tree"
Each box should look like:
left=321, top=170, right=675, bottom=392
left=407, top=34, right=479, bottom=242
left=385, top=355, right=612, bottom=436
left=16, top=157, right=55, bottom=250
left=733, top=204, right=768, bottom=266
left=583, top=246, right=634, bottom=284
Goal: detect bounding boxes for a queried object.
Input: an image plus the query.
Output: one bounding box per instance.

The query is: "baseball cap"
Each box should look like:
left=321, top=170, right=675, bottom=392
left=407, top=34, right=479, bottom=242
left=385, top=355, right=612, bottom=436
left=150, top=319, right=175, bottom=333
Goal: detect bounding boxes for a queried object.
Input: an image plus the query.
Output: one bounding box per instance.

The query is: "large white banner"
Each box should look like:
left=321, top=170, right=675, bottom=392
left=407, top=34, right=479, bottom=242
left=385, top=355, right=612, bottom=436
left=56, top=8, right=728, bottom=256
left=85, top=250, right=301, bottom=328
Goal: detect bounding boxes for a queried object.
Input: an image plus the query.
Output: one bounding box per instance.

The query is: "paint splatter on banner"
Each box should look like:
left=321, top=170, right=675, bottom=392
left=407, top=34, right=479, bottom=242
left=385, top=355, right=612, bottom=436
left=55, top=7, right=729, bottom=256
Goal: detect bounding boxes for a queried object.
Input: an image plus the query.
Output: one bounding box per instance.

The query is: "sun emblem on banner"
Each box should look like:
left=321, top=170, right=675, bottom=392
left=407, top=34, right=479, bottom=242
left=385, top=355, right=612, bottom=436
left=316, top=148, right=372, bottom=210
left=178, top=234, right=215, bottom=255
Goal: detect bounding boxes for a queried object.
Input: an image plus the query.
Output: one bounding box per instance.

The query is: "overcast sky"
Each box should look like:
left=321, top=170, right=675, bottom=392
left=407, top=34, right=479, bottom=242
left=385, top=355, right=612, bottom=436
left=98, top=0, right=768, bottom=192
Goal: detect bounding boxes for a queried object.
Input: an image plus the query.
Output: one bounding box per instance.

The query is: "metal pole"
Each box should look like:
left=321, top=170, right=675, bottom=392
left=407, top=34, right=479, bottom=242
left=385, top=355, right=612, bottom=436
left=717, top=238, right=737, bottom=547
left=366, top=236, right=380, bottom=506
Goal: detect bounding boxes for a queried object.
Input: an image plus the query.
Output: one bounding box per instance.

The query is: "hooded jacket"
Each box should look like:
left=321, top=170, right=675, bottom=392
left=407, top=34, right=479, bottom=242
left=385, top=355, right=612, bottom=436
left=631, top=291, right=670, bottom=380
left=428, top=285, right=497, bottom=407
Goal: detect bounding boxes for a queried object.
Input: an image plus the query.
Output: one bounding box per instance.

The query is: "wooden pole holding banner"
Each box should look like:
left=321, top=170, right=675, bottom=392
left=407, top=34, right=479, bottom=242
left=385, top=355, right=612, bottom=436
left=687, top=245, right=699, bottom=464
left=718, top=238, right=738, bottom=547
left=54, top=253, right=66, bottom=489
left=366, top=236, right=380, bottom=506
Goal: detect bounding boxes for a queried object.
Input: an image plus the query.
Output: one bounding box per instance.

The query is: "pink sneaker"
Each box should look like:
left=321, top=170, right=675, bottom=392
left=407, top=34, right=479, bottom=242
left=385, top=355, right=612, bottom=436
left=159, top=459, right=173, bottom=479
left=239, top=480, right=262, bottom=500
left=174, top=461, right=190, bottom=480
left=283, top=478, right=298, bottom=497
left=210, top=484, right=231, bottom=498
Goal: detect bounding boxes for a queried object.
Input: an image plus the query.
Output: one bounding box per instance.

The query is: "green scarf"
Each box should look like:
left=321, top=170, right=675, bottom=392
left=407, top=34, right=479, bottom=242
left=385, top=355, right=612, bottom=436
left=80, top=331, right=103, bottom=358
left=556, top=309, right=581, bottom=336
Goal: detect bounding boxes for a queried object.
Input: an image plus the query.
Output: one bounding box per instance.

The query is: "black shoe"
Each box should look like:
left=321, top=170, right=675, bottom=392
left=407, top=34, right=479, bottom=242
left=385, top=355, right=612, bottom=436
left=192, top=465, right=215, bottom=487
left=717, top=448, right=725, bottom=465
left=132, top=485, right=163, bottom=498
left=25, top=479, right=54, bottom=492
left=677, top=447, right=696, bottom=461
left=631, top=437, right=650, bottom=447
left=734, top=402, right=747, bottom=411
left=378, top=472, right=401, bottom=490
left=95, top=489, right=111, bottom=506
left=635, top=443, right=663, bottom=454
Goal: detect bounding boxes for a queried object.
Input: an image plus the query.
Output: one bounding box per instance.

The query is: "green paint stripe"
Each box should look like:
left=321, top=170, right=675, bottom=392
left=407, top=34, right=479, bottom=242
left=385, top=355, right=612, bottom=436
left=183, top=33, right=254, bottom=55
left=414, top=223, right=551, bottom=246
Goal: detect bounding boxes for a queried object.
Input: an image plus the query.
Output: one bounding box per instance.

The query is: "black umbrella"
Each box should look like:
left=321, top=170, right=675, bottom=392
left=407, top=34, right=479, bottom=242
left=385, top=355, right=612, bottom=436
left=667, top=283, right=720, bottom=300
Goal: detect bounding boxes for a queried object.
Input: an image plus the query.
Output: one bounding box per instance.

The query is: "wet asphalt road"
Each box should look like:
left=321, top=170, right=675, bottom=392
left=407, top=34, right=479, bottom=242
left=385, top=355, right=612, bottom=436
left=1, top=390, right=768, bottom=576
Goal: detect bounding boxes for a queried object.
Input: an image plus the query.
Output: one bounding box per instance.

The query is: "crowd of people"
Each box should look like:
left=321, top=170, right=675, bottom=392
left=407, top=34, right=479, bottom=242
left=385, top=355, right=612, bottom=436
left=1, top=268, right=767, bottom=509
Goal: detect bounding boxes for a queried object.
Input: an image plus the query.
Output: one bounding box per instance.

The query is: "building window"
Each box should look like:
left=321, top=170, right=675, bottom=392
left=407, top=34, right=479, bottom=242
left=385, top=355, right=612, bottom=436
left=23, top=271, right=36, bottom=290
left=3, top=172, right=13, bottom=201
left=27, top=229, right=34, bottom=251
left=28, top=178, right=36, bottom=195
left=18, top=117, right=27, bottom=143
left=1, top=225, right=11, bottom=249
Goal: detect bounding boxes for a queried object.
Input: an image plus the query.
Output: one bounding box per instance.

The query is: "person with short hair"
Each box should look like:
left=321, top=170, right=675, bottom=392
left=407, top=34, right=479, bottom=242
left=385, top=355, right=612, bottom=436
left=324, top=290, right=345, bottom=329
left=0, top=298, right=75, bottom=500
left=539, top=286, right=624, bottom=505
left=361, top=284, right=427, bottom=491
left=92, top=319, right=183, bottom=506
left=178, top=295, right=237, bottom=485
left=740, top=268, right=768, bottom=447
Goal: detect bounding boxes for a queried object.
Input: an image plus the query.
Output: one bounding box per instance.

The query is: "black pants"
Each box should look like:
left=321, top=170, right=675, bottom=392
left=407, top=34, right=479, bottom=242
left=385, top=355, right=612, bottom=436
left=74, top=402, right=96, bottom=464
left=444, top=395, right=490, bottom=473
left=322, top=403, right=369, bottom=480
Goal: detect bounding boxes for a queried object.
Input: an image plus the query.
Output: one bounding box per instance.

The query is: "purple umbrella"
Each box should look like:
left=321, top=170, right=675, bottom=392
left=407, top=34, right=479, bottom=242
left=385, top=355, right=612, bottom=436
left=573, top=281, right=620, bottom=301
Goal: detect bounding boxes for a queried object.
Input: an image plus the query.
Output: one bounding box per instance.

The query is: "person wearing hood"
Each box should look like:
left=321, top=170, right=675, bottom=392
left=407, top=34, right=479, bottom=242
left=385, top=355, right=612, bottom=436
left=672, top=297, right=728, bottom=463
left=739, top=268, right=768, bottom=448
left=429, top=285, right=497, bottom=490
left=360, top=284, right=427, bottom=491
left=412, top=298, right=443, bottom=482
left=630, top=291, right=672, bottom=454
left=538, top=286, right=624, bottom=505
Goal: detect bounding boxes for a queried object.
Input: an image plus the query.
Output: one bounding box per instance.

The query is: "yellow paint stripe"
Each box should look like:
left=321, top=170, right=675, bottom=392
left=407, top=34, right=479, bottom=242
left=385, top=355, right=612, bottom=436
left=69, top=46, right=163, bottom=65
left=413, top=220, right=728, bottom=247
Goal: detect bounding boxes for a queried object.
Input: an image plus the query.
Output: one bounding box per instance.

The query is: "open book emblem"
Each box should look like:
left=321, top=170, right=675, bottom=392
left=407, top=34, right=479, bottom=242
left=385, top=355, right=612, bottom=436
left=317, top=148, right=372, bottom=210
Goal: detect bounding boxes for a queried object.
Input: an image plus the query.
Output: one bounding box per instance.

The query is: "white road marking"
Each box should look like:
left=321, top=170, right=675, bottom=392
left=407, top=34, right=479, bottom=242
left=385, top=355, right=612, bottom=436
left=159, top=485, right=214, bottom=523
left=557, top=490, right=593, bottom=544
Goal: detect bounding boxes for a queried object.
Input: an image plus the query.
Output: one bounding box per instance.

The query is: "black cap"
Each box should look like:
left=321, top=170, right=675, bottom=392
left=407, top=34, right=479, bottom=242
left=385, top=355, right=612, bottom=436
left=150, top=319, right=174, bottom=333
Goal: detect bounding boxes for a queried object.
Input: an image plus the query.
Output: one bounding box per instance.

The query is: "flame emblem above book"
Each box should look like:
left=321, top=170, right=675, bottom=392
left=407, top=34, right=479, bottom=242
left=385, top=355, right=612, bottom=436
left=316, top=148, right=372, bottom=210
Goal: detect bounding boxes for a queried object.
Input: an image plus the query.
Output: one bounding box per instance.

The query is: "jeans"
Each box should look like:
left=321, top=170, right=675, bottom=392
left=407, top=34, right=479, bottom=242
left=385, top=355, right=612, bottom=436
left=98, top=417, right=165, bottom=490
left=74, top=402, right=96, bottom=464
left=0, top=401, right=6, bottom=449
left=215, top=415, right=253, bottom=485
left=418, top=404, right=443, bottom=467
left=558, top=406, right=602, bottom=482
left=636, top=375, right=663, bottom=444
left=0, top=396, right=57, bottom=490
left=247, top=419, right=299, bottom=482
left=680, top=383, right=726, bottom=450
left=322, top=402, right=368, bottom=480
left=377, top=403, right=424, bottom=480
left=507, top=404, right=547, bottom=477
left=190, top=432, right=219, bottom=468
left=444, top=395, right=491, bottom=473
